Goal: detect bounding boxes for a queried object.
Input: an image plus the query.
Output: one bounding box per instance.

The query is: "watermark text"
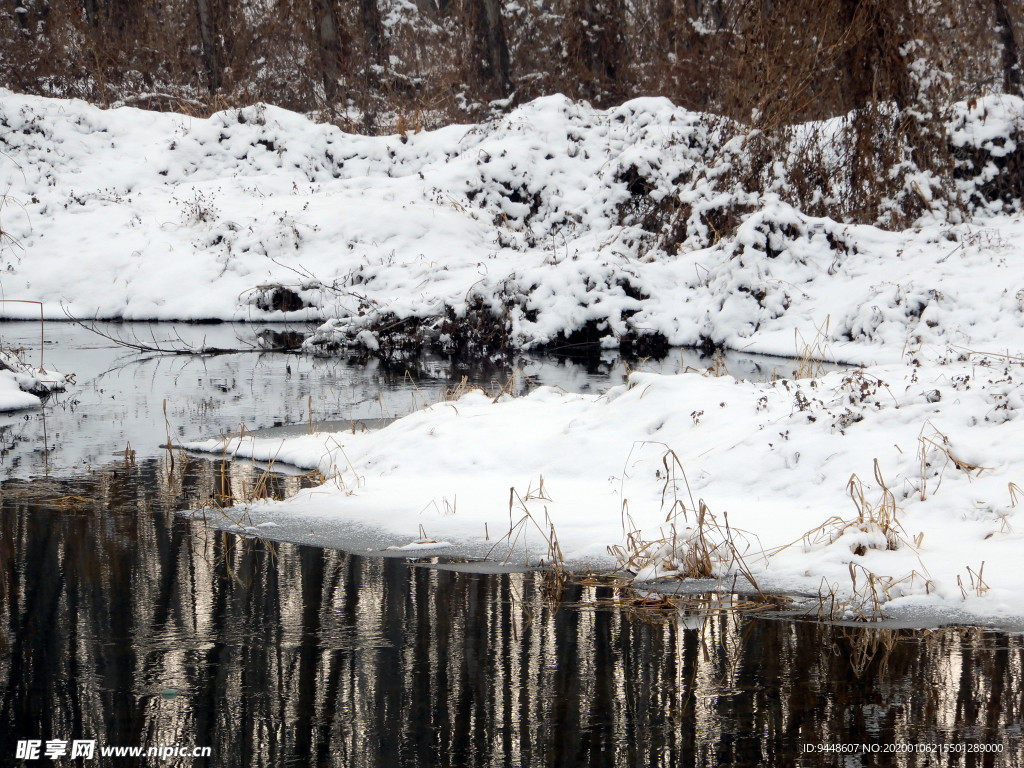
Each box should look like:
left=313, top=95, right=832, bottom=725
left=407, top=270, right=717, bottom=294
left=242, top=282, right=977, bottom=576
left=16, top=739, right=211, bottom=761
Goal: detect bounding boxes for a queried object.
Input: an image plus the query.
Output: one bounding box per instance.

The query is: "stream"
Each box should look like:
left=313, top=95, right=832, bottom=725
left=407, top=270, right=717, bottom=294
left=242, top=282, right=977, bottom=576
left=0, top=322, right=1021, bottom=766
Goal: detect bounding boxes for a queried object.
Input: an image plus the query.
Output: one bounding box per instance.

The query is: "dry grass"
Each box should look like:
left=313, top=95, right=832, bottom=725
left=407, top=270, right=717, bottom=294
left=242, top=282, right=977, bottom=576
left=816, top=568, right=932, bottom=622
left=605, top=590, right=783, bottom=627
left=846, top=460, right=904, bottom=552
left=708, top=351, right=730, bottom=378
left=916, top=421, right=990, bottom=501
left=608, top=446, right=768, bottom=602
left=489, top=475, right=568, bottom=600
left=842, top=626, right=899, bottom=677
left=191, top=451, right=323, bottom=546
left=179, top=421, right=328, bottom=535
left=795, top=460, right=907, bottom=558
left=769, top=458, right=941, bottom=622
left=793, top=315, right=833, bottom=379
left=492, top=461, right=782, bottom=619
left=440, top=371, right=520, bottom=404
left=958, top=562, right=990, bottom=599
left=162, top=398, right=178, bottom=473
left=1010, top=481, right=1023, bottom=507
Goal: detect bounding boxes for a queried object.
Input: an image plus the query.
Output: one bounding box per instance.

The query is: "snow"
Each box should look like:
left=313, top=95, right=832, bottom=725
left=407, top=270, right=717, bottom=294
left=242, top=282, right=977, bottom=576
left=0, top=371, right=43, bottom=411
left=0, top=346, right=67, bottom=411
left=3, top=88, right=1022, bottom=364
left=187, top=354, right=1024, bottom=624
left=6, top=88, right=1024, bottom=621
left=386, top=540, right=455, bottom=552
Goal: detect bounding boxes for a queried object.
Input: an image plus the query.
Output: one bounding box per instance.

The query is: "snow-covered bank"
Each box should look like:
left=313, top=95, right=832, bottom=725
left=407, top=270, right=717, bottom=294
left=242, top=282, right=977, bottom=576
left=0, top=373, right=44, bottom=411
left=3, top=90, right=1024, bottom=363
left=0, top=346, right=67, bottom=411
left=7, top=89, right=1024, bottom=620
left=187, top=350, right=1024, bottom=623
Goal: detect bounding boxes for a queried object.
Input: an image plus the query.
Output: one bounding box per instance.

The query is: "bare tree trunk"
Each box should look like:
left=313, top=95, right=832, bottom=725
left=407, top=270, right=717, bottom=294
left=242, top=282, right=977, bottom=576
left=360, top=0, right=386, bottom=69
left=195, top=0, right=223, bottom=93
left=83, top=0, right=100, bottom=28
left=479, top=0, right=511, bottom=96
left=567, top=0, right=624, bottom=103
left=468, top=0, right=511, bottom=98
left=107, top=0, right=140, bottom=36
left=312, top=0, right=344, bottom=102
left=11, top=0, right=29, bottom=32
left=838, top=0, right=913, bottom=111
left=414, top=0, right=452, bottom=15
left=993, top=0, right=1022, bottom=94
left=658, top=0, right=677, bottom=52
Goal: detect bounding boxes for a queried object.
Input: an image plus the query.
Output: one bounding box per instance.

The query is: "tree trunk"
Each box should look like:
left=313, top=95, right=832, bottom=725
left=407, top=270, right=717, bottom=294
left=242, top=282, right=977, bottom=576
left=360, top=0, right=386, bottom=69
left=993, top=0, right=1022, bottom=94
left=471, top=0, right=511, bottom=98
left=480, top=0, right=511, bottom=95
left=567, top=0, right=624, bottom=102
left=83, top=0, right=100, bottom=28
left=107, top=0, right=140, bottom=36
left=838, top=0, right=913, bottom=111
left=195, top=0, right=223, bottom=93
left=658, top=0, right=677, bottom=52
left=12, top=0, right=30, bottom=32
left=312, top=0, right=344, bottom=102
left=414, top=0, right=452, bottom=15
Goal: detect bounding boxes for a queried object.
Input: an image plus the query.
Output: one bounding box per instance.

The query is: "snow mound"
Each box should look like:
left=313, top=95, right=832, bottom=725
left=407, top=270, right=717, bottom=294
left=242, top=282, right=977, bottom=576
left=4, top=91, right=1024, bottom=363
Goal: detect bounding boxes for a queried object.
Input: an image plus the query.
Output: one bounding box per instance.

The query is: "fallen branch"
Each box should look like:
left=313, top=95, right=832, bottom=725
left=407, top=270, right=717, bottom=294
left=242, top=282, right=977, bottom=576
left=63, top=308, right=303, bottom=355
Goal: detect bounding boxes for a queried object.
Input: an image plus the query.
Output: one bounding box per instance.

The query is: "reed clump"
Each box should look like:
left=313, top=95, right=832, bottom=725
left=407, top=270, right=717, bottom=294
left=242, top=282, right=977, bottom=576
left=608, top=447, right=768, bottom=603
left=793, top=315, right=832, bottom=379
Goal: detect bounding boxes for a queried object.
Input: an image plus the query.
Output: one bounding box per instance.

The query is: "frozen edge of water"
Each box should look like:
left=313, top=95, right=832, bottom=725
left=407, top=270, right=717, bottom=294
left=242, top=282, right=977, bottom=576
left=183, top=503, right=538, bottom=575
left=181, top=495, right=1024, bottom=633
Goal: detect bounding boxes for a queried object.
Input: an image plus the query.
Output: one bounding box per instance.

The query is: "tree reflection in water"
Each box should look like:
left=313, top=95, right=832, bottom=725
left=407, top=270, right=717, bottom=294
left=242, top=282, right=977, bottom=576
left=0, top=458, right=1022, bottom=767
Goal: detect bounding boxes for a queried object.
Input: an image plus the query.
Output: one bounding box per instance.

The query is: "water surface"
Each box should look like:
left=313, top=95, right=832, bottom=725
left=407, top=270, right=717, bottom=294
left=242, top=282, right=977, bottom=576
left=1, top=459, right=1023, bottom=767
left=1, top=323, right=1020, bottom=767
left=0, top=320, right=806, bottom=479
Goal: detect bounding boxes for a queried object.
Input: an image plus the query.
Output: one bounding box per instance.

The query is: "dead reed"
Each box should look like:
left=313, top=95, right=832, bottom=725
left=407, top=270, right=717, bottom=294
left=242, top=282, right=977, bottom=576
left=608, top=447, right=768, bottom=602
left=916, top=421, right=990, bottom=501
left=793, top=315, right=832, bottom=379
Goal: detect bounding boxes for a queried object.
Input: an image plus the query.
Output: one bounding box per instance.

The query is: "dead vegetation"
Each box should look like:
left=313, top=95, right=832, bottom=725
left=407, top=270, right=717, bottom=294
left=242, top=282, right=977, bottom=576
left=2, top=0, right=1018, bottom=234
left=67, top=315, right=302, bottom=355
left=916, top=420, right=991, bottom=501
left=489, top=445, right=781, bottom=616
left=489, top=475, right=569, bottom=600
left=2, top=0, right=1016, bottom=132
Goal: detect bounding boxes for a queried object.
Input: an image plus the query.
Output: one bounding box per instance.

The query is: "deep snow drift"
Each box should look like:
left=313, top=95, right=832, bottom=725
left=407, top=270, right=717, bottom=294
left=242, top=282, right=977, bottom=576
left=6, top=89, right=1024, bottom=621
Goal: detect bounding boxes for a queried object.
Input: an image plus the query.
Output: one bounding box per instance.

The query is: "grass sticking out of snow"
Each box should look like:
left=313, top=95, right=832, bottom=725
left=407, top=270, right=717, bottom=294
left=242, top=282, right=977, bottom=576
left=793, top=315, right=834, bottom=379
left=490, top=476, right=571, bottom=601
left=916, top=421, right=990, bottom=502
left=180, top=342, right=1024, bottom=626
left=608, top=448, right=768, bottom=603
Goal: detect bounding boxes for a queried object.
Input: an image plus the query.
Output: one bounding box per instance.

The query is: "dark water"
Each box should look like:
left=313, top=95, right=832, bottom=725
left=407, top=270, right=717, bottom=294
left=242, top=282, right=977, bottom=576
left=1, top=458, right=1023, bottom=768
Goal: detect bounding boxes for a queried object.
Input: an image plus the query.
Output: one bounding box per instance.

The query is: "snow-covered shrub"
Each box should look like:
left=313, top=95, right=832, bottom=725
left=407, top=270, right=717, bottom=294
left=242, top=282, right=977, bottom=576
left=950, top=94, right=1024, bottom=214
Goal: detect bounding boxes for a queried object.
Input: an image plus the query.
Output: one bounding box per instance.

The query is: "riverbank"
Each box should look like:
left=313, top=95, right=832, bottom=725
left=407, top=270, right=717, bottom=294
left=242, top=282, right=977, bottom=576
left=0, top=345, right=68, bottom=411
left=5, top=89, right=1024, bottom=621
left=186, top=349, right=1024, bottom=624
left=3, top=90, right=1024, bottom=363
left=6, top=457, right=1021, bottom=765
